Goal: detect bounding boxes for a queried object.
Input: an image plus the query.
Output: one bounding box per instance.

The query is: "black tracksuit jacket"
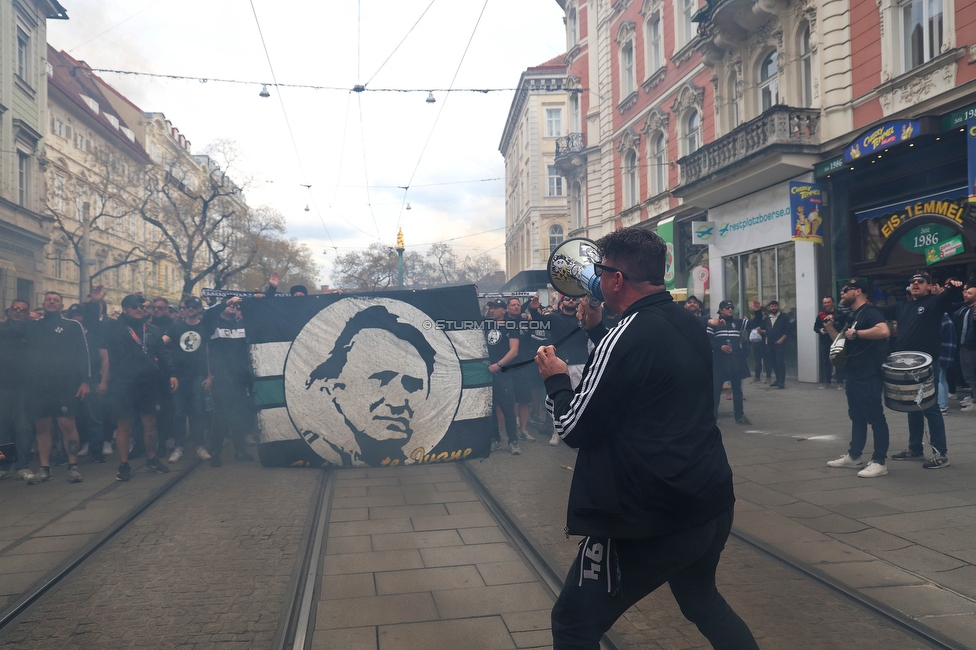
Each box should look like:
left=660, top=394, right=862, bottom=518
left=544, top=291, right=735, bottom=539
left=24, top=314, right=90, bottom=390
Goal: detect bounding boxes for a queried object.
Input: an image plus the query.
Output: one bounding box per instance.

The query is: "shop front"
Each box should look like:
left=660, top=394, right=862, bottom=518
left=820, top=112, right=976, bottom=309
left=706, top=179, right=820, bottom=382
left=0, top=202, right=48, bottom=310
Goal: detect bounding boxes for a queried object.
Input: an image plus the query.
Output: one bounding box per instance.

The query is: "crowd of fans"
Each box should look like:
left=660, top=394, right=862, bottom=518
left=0, top=271, right=306, bottom=485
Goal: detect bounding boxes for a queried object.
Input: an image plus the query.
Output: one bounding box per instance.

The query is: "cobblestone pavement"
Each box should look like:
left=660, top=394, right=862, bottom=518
left=0, top=460, right=319, bottom=649
left=468, top=418, right=943, bottom=649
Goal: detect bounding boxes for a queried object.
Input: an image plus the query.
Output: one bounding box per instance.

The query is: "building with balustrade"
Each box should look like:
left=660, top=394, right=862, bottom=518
left=500, top=56, right=571, bottom=288
left=553, top=0, right=976, bottom=382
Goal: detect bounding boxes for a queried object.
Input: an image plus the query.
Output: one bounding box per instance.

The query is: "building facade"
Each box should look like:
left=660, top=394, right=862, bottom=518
left=0, top=0, right=66, bottom=310
left=500, top=56, right=571, bottom=282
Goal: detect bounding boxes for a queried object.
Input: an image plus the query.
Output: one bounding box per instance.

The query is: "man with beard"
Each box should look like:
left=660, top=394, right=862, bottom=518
left=684, top=295, right=710, bottom=329
left=304, top=304, right=438, bottom=466
left=23, top=292, right=91, bottom=484
left=759, top=300, right=789, bottom=388
left=103, top=294, right=174, bottom=481
left=882, top=271, right=961, bottom=469
left=824, top=279, right=891, bottom=478
left=815, top=295, right=849, bottom=389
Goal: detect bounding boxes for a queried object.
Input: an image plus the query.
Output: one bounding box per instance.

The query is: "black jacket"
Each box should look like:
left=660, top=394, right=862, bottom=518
left=544, top=291, right=735, bottom=539
left=103, top=315, right=171, bottom=384
left=0, top=320, right=28, bottom=391
left=814, top=307, right=850, bottom=345
left=883, top=288, right=960, bottom=358
left=707, top=317, right=746, bottom=377
left=762, top=312, right=790, bottom=345
left=202, top=305, right=250, bottom=379
left=24, top=314, right=91, bottom=390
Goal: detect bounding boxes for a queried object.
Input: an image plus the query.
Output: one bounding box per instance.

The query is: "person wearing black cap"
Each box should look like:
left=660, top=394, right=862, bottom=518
left=102, top=294, right=175, bottom=480
left=162, top=296, right=210, bottom=463
left=824, top=279, right=891, bottom=478
left=759, top=300, right=789, bottom=388
left=881, top=271, right=962, bottom=469
left=707, top=300, right=751, bottom=424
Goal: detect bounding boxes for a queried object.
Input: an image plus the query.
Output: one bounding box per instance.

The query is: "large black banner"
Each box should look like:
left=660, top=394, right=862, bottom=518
left=242, top=286, right=493, bottom=468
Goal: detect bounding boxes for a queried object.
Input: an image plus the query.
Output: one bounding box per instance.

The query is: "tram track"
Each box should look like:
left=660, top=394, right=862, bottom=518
left=0, top=458, right=204, bottom=632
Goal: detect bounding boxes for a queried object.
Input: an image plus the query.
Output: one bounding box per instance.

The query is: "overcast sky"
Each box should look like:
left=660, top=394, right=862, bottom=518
left=47, top=0, right=567, bottom=287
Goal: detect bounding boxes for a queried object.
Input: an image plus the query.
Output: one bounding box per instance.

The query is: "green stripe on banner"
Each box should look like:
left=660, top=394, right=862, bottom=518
left=253, top=376, right=285, bottom=408
left=461, top=360, right=491, bottom=387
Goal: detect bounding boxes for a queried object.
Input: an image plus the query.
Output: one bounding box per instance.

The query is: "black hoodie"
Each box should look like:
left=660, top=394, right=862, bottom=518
left=103, top=314, right=171, bottom=384
left=24, top=313, right=91, bottom=390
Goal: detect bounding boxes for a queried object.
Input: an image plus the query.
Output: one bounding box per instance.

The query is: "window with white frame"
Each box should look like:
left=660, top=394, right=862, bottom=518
left=17, top=152, right=30, bottom=207
left=546, top=108, right=563, bottom=137
left=53, top=174, right=65, bottom=212
left=568, top=7, right=579, bottom=48
left=679, top=0, right=697, bottom=48
left=624, top=150, right=640, bottom=208
left=799, top=25, right=813, bottom=107
left=684, top=110, right=701, bottom=155
left=548, top=166, right=564, bottom=196
left=549, top=225, right=565, bottom=250
left=621, top=42, right=636, bottom=96
left=901, top=0, right=943, bottom=71
left=651, top=133, right=667, bottom=195
left=729, top=71, right=740, bottom=128
left=759, top=50, right=779, bottom=112
left=569, top=93, right=580, bottom=132
left=646, top=16, right=664, bottom=73
left=16, top=28, right=30, bottom=81
left=573, top=181, right=584, bottom=229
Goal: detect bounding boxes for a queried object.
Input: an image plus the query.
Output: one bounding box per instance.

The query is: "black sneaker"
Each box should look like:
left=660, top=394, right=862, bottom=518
left=90, top=452, right=106, bottom=464
left=735, top=416, right=753, bottom=425
left=210, top=455, right=222, bottom=468
left=891, top=449, right=925, bottom=461
left=146, top=457, right=170, bottom=474
left=234, top=450, right=255, bottom=462
left=116, top=462, right=131, bottom=482
left=922, top=454, right=950, bottom=469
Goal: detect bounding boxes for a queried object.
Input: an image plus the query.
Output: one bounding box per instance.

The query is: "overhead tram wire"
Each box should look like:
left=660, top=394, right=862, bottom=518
left=82, top=68, right=553, bottom=95
left=247, top=0, right=335, bottom=249
left=66, top=0, right=166, bottom=53
left=364, top=0, right=437, bottom=87
left=396, top=0, right=490, bottom=232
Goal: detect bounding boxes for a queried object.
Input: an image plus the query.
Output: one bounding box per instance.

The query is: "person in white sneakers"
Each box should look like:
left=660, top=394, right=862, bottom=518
left=824, top=280, right=891, bottom=478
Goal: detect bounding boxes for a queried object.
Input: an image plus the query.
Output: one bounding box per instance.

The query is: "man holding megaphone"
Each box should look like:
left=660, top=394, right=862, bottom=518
left=537, top=227, right=758, bottom=649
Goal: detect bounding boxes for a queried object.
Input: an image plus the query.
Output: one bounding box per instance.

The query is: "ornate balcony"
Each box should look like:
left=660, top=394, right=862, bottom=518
left=674, top=106, right=821, bottom=207
left=553, top=132, right=587, bottom=176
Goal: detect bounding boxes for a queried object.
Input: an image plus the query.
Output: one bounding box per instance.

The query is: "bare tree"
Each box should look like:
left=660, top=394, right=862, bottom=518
left=209, top=205, right=285, bottom=290
left=232, top=231, right=320, bottom=292
left=44, top=152, right=158, bottom=302
left=139, top=141, right=250, bottom=298
left=333, top=243, right=428, bottom=291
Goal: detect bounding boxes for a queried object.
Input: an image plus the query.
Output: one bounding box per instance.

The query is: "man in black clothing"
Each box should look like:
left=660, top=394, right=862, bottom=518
left=65, top=303, right=110, bottom=464
left=162, top=296, right=210, bottom=463
left=506, top=297, right=536, bottom=443
left=536, top=227, right=757, bottom=649
left=882, top=271, right=961, bottom=469
left=485, top=299, right=520, bottom=455
left=0, top=300, right=34, bottom=480
left=745, top=300, right=769, bottom=382
left=815, top=296, right=849, bottom=389
left=104, top=294, right=174, bottom=480
left=527, top=294, right=589, bottom=446
left=825, top=279, right=891, bottom=478
left=24, top=292, right=91, bottom=485
left=759, top=300, right=789, bottom=388
left=202, top=296, right=255, bottom=466
left=707, top=300, right=751, bottom=425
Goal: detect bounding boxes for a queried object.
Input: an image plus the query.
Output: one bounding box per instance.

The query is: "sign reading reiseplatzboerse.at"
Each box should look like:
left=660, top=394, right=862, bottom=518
left=242, top=285, right=493, bottom=468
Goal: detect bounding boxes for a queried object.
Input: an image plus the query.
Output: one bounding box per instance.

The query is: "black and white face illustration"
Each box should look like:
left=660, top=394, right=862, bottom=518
left=283, top=298, right=462, bottom=467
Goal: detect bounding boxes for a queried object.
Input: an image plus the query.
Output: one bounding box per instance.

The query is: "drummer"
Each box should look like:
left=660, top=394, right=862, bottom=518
left=882, top=271, right=962, bottom=469
left=824, top=279, right=891, bottom=477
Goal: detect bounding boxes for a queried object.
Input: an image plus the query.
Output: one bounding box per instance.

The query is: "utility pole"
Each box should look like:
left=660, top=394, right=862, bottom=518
left=396, top=228, right=405, bottom=290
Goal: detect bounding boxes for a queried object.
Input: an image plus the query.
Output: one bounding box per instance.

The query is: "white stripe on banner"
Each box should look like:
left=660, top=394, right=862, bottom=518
left=446, top=329, right=488, bottom=361
left=250, top=342, right=291, bottom=377
left=257, top=408, right=300, bottom=443
left=456, top=387, right=492, bottom=421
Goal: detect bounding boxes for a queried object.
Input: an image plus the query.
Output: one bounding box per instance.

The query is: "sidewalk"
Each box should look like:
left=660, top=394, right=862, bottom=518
left=722, top=377, right=976, bottom=644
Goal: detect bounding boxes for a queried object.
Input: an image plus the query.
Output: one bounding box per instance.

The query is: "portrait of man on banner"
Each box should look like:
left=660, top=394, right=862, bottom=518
left=790, top=181, right=824, bottom=244
left=282, top=297, right=463, bottom=467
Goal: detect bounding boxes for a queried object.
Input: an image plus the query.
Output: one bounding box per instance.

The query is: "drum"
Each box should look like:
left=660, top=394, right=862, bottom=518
left=882, top=351, right=935, bottom=412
